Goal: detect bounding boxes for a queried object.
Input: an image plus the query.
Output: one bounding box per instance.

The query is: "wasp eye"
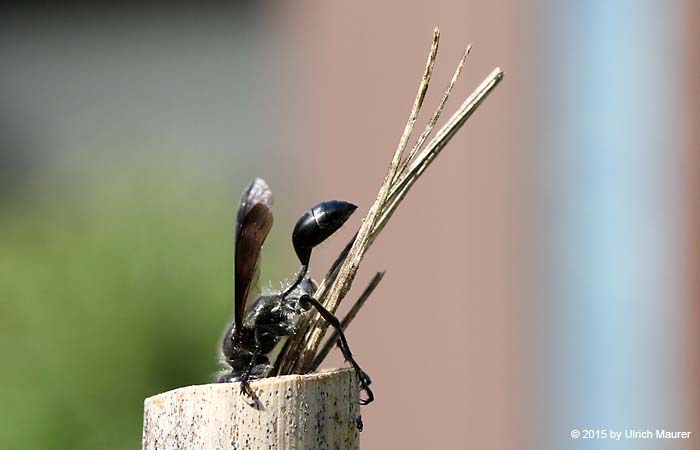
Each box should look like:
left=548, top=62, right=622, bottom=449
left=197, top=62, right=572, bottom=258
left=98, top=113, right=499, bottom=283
left=292, top=200, right=357, bottom=266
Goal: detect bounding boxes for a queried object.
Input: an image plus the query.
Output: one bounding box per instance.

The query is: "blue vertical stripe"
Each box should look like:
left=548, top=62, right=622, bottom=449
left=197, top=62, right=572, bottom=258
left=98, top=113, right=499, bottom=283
left=538, top=1, right=687, bottom=449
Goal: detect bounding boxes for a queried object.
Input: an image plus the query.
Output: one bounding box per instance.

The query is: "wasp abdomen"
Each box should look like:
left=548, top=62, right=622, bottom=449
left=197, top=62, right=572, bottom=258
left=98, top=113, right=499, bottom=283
left=292, top=200, right=357, bottom=265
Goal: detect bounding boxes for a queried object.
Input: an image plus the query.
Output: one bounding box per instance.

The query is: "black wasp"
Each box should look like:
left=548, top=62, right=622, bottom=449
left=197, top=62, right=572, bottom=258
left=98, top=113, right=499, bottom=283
left=217, top=178, right=373, bottom=405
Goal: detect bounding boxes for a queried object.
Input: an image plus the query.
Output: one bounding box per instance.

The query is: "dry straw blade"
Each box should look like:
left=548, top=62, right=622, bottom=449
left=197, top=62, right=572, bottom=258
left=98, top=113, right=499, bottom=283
left=274, top=27, right=504, bottom=375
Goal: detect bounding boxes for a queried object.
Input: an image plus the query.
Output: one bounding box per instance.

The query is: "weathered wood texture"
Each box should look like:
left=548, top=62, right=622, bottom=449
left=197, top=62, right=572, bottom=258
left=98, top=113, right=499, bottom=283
left=142, top=369, right=360, bottom=450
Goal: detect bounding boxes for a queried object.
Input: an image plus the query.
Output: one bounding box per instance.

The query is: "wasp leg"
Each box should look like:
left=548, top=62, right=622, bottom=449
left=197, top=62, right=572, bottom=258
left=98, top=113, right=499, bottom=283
left=299, top=294, right=374, bottom=405
left=239, top=323, right=291, bottom=405
left=239, top=326, right=270, bottom=404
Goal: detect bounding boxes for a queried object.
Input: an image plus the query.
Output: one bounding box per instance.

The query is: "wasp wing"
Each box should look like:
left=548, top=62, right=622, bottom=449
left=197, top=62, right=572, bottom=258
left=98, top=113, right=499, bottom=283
left=234, top=178, right=273, bottom=334
left=237, top=178, right=273, bottom=234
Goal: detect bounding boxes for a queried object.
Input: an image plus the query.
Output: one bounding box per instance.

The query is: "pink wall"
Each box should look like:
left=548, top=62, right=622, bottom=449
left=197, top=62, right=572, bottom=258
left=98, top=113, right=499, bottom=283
left=276, top=2, right=528, bottom=448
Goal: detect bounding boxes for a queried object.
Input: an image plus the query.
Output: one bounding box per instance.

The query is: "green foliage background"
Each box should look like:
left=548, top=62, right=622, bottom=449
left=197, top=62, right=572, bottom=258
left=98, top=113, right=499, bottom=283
left=0, top=164, right=286, bottom=449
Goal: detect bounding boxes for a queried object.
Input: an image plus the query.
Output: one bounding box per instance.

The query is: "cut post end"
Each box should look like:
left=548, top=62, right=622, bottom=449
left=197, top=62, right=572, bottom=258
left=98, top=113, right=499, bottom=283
left=143, top=368, right=361, bottom=449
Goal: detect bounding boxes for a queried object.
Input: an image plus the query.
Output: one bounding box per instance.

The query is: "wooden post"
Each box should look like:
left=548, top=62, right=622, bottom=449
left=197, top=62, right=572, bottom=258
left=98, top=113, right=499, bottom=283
left=142, top=368, right=360, bottom=449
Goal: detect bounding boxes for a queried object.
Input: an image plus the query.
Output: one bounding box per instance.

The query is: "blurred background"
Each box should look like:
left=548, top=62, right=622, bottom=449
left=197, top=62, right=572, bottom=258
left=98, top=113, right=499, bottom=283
left=0, top=1, right=697, bottom=449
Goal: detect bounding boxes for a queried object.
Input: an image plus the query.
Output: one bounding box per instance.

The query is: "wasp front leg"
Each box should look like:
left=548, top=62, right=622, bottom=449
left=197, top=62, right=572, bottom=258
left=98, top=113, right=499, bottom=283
left=238, top=318, right=297, bottom=404
left=238, top=325, right=273, bottom=403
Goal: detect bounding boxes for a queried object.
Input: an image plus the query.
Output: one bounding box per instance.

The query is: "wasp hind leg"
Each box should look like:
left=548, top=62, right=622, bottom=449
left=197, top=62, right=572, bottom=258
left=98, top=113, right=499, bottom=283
left=299, top=294, right=374, bottom=405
